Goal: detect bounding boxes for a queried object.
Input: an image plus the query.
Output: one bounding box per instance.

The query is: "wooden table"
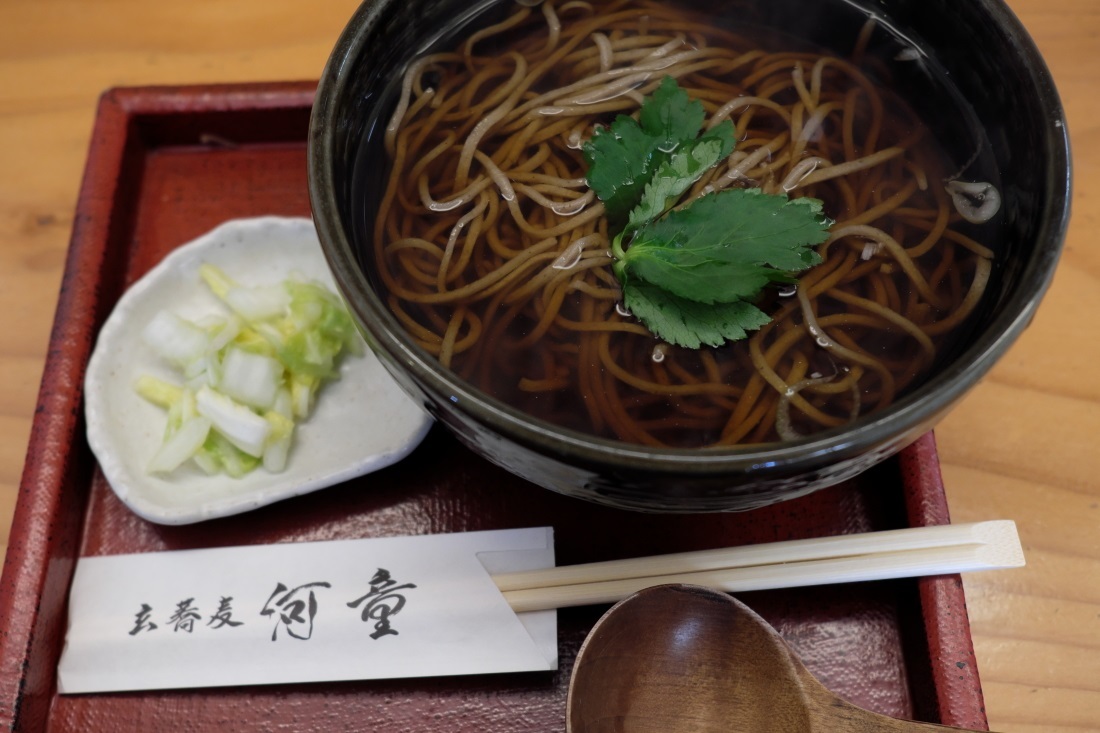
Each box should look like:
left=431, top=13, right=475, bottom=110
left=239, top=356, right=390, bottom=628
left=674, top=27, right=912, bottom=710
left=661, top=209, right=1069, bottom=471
left=0, top=1, right=1095, bottom=730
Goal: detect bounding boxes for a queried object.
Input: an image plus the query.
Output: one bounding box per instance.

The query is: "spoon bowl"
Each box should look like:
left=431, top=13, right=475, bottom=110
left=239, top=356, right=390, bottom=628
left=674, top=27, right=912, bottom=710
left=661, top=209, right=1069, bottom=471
left=567, top=584, right=995, bottom=732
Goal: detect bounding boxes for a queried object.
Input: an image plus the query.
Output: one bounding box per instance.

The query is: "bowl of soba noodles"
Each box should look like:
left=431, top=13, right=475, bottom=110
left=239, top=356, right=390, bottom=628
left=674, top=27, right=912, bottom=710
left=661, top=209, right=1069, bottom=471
left=308, top=0, right=1070, bottom=511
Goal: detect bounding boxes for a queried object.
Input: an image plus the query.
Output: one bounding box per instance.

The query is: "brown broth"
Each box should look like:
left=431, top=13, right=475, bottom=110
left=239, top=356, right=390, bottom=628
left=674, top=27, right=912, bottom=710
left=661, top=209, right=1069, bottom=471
left=358, top=0, right=1000, bottom=447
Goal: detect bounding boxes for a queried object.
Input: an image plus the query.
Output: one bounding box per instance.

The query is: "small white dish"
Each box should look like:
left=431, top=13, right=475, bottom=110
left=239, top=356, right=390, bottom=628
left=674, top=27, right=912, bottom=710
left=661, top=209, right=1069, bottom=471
left=84, top=216, right=433, bottom=525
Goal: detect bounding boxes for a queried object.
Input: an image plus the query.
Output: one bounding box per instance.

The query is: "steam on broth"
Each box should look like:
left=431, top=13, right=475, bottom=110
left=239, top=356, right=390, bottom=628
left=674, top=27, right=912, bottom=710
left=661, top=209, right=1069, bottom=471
left=365, top=0, right=998, bottom=448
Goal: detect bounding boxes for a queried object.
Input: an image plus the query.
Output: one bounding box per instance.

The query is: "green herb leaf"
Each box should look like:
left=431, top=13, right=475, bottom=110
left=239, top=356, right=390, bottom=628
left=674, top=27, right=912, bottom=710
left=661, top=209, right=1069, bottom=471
left=620, top=189, right=830, bottom=306
left=638, top=75, right=707, bottom=151
left=583, top=77, right=730, bottom=229
left=623, top=121, right=735, bottom=236
left=583, top=79, right=832, bottom=349
left=623, top=281, right=772, bottom=349
left=583, top=117, right=662, bottom=228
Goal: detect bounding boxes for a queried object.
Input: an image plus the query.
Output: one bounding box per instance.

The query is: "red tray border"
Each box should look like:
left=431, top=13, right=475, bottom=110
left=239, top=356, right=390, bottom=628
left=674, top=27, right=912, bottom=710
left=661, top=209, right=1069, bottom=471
left=0, top=82, right=987, bottom=730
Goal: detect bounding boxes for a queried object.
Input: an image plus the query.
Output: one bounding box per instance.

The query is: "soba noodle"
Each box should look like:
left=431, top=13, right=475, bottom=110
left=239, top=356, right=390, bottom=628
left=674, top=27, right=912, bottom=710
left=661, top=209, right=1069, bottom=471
left=371, top=0, right=995, bottom=447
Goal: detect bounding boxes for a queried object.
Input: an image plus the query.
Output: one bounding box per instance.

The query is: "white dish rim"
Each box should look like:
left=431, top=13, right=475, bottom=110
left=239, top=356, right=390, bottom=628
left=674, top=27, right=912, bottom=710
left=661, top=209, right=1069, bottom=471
left=83, top=216, right=433, bottom=525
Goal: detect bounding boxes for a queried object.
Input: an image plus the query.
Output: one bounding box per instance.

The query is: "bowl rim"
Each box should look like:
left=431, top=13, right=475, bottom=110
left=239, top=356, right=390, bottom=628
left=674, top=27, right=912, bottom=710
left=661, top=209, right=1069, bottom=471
left=308, top=0, right=1072, bottom=476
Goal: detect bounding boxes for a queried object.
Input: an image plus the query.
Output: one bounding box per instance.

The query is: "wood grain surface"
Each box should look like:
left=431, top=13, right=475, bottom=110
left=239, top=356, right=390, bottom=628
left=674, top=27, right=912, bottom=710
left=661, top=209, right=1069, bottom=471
left=0, top=1, right=1095, bottom=731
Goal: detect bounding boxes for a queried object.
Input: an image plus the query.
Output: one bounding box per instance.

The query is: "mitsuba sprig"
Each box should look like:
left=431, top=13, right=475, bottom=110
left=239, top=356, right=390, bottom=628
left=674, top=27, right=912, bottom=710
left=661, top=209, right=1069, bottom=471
left=583, top=76, right=833, bottom=348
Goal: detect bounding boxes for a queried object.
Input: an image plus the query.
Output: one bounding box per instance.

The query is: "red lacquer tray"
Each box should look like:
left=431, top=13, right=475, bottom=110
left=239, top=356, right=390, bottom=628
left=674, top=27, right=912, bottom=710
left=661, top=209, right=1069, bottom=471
left=0, top=82, right=988, bottom=732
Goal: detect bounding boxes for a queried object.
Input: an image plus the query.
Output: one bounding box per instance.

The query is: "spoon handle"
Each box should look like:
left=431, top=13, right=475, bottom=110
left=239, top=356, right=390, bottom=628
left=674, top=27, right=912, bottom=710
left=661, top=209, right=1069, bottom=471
left=811, top=688, right=996, bottom=732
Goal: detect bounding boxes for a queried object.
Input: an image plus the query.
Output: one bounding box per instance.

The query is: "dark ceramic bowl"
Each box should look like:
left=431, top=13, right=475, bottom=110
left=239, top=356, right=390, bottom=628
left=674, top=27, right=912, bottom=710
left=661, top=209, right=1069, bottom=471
left=308, top=0, right=1070, bottom=512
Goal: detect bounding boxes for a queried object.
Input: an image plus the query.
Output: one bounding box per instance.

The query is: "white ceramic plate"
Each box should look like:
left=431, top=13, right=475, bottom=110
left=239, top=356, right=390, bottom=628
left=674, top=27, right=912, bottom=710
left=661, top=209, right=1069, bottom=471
left=84, top=216, right=433, bottom=525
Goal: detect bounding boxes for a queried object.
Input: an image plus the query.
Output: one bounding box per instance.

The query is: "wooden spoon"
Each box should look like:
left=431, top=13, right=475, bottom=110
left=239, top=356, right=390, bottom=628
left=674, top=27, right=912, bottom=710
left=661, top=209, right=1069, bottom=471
left=567, top=584, right=994, bottom=732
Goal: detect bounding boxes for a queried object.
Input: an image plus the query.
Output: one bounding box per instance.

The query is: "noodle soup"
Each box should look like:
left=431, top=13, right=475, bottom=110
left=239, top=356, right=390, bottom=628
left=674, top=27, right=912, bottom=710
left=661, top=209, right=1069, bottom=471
left=354, top=0, right=1001, bottom=449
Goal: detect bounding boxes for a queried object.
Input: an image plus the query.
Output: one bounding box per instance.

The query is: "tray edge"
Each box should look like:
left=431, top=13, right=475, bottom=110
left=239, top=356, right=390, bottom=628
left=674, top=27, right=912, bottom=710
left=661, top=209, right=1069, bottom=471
left=902, top=432, right=989, bottom=730
left=0, top=81, right=319, bottom=730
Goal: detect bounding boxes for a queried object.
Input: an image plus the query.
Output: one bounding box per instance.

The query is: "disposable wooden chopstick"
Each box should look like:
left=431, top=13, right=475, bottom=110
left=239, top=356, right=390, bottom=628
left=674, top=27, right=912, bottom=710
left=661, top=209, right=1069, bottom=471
left=494, top=520, right=1016, bottom=592
left=494, top=520, right=1023, bottom=613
